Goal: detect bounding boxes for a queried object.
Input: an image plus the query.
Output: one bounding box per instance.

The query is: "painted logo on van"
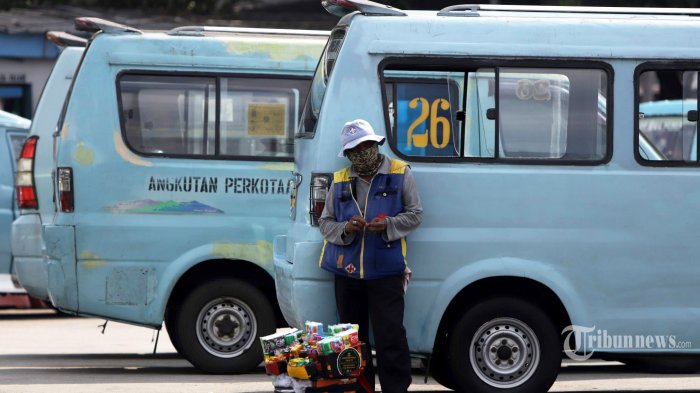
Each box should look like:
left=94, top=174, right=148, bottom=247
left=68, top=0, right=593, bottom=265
left=107, top=199, right=223, bottom=214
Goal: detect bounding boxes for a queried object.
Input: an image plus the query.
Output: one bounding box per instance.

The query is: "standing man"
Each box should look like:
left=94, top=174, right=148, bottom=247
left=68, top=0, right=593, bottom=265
left=319, top=119, right=422, bottom=393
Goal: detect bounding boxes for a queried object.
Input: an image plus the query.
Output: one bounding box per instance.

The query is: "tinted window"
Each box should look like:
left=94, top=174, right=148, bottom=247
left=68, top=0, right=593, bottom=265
left=119, top=73, right=310, bottom=160
left=383, top=64, right=609, bottom=163
left=637, top=69, right=697, bottom=163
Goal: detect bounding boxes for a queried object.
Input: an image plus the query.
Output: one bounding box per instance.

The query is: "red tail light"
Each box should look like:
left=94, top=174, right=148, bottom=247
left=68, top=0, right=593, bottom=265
left=57, top=167, right=74, bottom=213
left=16, top=136, right=39, bottom=209
left=309, top=173, right=332, bottom=226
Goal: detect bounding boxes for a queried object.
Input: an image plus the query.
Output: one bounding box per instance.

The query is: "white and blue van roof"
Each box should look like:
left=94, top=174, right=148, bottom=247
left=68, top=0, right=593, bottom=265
left=325, top=3, right=700, bottom=60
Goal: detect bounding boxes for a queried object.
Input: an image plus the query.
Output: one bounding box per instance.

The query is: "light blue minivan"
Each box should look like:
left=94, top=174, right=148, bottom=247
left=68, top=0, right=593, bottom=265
left=275, top=2, right=700, bottom=392
left=12, top=32, right=86, bottom=302
left=0, top=110, right=29, bottom=302
left=32, top=18, right=326, bottom=374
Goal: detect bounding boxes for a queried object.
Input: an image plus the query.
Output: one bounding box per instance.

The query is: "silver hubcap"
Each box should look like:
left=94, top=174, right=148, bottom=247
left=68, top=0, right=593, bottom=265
left=470, top=317, right=540, bottom=388
left=196, top=297, right=256, bottom=358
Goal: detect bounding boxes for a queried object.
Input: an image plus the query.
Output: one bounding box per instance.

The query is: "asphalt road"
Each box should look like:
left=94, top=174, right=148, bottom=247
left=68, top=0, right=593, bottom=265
left=0, top=309, right=699, bottom=393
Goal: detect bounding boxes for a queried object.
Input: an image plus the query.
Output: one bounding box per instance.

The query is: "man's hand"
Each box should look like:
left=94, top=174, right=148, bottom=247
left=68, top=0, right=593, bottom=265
left=366, top=217, right=387, bottom=233
left=344, top=216, right=366, bottom=233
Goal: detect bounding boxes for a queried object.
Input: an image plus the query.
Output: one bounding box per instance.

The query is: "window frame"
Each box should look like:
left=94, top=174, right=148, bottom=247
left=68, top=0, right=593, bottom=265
left=116, top=70, right=311, bottom=162
left=378, top=57, right=614, bottom=166
left=634, top=62, right=700, bottom=168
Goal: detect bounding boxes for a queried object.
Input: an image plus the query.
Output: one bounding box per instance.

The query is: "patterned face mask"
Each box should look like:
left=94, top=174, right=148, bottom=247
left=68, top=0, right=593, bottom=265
left=346, top=144, right=382, bottom=176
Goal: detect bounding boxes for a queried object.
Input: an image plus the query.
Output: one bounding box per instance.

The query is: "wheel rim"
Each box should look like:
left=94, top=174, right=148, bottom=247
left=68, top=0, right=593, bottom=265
left=196, top=296, right=257, bottom=358
left=469, top=317, right=540, bottom=388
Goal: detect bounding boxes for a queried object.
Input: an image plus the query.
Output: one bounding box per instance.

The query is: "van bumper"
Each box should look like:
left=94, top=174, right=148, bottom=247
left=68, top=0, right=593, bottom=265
left=273, top=236, right=336, bottom=328
left=44, top=224, right=78, bottom=312
left=11, top=214, right=48, bottom=300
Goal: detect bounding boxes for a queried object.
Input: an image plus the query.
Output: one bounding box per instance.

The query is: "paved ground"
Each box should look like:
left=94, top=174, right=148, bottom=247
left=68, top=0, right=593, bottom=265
left=0, top=309, right=699, bottom=393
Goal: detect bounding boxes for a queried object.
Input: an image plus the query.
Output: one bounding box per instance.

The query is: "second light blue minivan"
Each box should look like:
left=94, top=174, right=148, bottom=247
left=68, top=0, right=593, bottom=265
left=27, top=18, right=327, bottom=374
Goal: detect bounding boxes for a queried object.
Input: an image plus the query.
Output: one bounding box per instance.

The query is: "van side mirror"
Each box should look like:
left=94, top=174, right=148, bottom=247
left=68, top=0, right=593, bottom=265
left=687, top=110, right=698, bottom=122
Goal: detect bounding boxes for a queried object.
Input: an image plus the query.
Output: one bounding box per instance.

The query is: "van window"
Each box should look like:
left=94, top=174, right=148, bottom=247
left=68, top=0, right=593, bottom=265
left=382, top=63, right=610, bottom=163
left=297, top=29, right=346, bottom=138
left=119, top=73, right=310, bottom=160
left=636, top=68, right=698, bottom=163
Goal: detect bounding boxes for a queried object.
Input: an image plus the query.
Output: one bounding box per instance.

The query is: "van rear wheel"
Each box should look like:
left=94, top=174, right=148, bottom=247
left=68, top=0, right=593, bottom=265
left=164, top=309, right=182, bottom=354
left=448, top=297, right=561, bottom=393
left=175, top=277, right=275, bottom=374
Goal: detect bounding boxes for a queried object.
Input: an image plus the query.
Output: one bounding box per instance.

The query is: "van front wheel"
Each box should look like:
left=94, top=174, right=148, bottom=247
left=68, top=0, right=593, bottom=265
left=175, top=278, right=275, bottom=374
left=448, top=297, right=561, bottom=393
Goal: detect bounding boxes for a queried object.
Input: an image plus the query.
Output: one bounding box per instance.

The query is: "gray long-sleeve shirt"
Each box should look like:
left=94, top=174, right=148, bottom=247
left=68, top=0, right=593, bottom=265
left=319, top=155, right=423, bottom=246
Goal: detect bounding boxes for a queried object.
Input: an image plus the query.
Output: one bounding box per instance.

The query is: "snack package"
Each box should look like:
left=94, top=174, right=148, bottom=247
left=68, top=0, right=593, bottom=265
left=305, top=321, right=324, bottom=336
left=287, top=357, right=317, bottom=380
left=328, top=323, right=360, bottom=335
left=261, top=330, right=294, bottom=356
left=318, top=336, right=344, bottom=356
left=337, top=328, right=360, bottom=348
left=285, top=331, right=302, bottom=346
left=264, top=354, right=288, bottom=376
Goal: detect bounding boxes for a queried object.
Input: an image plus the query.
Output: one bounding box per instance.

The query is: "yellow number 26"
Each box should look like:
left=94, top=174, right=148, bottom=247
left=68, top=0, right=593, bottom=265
left=406, top=97, right=451, bottom=149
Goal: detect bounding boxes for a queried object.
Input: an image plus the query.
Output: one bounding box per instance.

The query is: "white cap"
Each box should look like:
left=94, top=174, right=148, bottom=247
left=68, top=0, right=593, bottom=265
left=338, top=119, right=385, bottom=157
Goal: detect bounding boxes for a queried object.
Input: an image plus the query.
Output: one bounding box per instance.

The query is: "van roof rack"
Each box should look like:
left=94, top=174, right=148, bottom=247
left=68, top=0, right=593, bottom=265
left=74, top=17, right=142, bottom=34
left=167, top=26, right=329, bottom=37
left=47, top=31, right=88, bottom=47
left=438, top=4, right=700, bottom=17
left=321, top=0, right=406, bottom=17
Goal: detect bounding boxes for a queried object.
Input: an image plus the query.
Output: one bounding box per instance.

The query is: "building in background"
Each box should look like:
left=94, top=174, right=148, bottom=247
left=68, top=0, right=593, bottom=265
left=0, top=9, right=69, bottom=117
left=0, top=2, right=339, bottom=118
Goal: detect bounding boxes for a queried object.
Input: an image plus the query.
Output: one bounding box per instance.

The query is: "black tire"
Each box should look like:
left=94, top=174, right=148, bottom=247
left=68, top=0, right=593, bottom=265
left=448, top=297, right=561, bottom=393
left=430, top=350, right=457, bottom=390
left=175, top=277, right=275, bottom=374
left=164, top=308, right=182, bottom=354
left=621, top=357, right=700, bottom=374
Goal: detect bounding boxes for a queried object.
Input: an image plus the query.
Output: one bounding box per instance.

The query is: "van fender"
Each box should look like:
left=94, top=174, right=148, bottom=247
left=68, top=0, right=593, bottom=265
left=146, top=241, right=273, bottom=324
left=422, top=257, right=587, bottom=352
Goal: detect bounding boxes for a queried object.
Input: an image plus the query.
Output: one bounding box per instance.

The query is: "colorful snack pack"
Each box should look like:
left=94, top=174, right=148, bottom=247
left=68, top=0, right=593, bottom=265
left=260, top=329, right=296, bottom=355
left=264, top=354, right=288, bottom=376
left=318, top=336, right=344, bottom=355
left=337, top=328, right=360, bottom=348
left=305, top=321, right=324, bottom=336
left=287, top=357, right=317, bottom=380
left=284, top=331, right=301, bottom=346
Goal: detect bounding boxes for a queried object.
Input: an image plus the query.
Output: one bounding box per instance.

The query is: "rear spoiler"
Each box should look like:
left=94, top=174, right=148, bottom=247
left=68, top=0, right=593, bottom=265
left=321, top=0, right=406, bottom=17
left=74, top=17, right=142, bottom=35
left=46, top=31, right=88, bottom=47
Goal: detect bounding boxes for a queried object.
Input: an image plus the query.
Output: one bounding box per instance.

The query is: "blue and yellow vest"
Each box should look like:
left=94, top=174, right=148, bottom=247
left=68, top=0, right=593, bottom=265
left=319, top=159, right=408, bottom=280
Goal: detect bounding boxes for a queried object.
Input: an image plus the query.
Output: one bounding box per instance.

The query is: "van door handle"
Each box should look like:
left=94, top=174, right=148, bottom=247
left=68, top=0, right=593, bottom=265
left=486, top=108, right=496, bottom=120
left=687, top=110, right=698, bottom=122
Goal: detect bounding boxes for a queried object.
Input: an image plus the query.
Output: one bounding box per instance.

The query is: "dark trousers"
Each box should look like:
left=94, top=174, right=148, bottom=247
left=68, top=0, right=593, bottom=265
left=334, top=274, right=412, bottom=393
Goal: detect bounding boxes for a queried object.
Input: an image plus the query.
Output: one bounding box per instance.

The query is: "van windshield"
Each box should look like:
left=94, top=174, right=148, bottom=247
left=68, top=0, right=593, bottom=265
left=297, top=29, right=345, bottom=138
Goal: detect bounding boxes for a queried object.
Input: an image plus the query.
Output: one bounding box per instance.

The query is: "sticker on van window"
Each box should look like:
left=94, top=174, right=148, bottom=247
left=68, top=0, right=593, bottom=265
left=394, top=81, right=460, bottom=157
left=247, top=103, right=287, bottom=137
